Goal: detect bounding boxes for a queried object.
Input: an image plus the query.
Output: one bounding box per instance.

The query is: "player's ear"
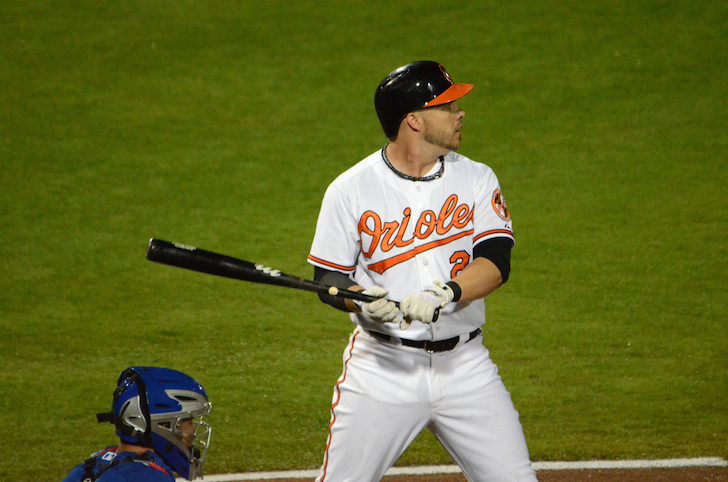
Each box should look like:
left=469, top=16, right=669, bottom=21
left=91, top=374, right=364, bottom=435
left=404, top=112, right=424, bottom=133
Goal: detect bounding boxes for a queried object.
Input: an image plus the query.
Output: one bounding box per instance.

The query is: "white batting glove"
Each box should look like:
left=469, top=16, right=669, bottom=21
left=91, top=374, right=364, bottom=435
left=355, top=285, right=401, bottom=324
left=399, top=280, right=455, bottom=327
left=430, top=280, right=456, bottom=307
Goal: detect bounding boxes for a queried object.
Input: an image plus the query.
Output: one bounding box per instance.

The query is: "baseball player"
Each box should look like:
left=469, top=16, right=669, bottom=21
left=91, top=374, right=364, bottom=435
left=61, top=367, right=212, bottom=482
left=308, top=61, right=537, bottom=481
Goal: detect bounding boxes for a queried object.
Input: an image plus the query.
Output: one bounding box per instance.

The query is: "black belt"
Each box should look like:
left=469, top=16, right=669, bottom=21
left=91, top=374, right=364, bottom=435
left=367, top=328, right=482, bottom=353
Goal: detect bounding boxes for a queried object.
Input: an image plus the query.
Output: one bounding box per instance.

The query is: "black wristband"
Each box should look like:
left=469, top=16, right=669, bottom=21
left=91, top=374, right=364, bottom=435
left=446, top=281, right=462, bottom=302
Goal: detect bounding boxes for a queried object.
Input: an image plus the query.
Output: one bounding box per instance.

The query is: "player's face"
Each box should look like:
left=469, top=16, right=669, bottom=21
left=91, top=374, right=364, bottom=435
left=421, top=101, right=465, bottom=151
left=177, top=418, right=196, bottom=448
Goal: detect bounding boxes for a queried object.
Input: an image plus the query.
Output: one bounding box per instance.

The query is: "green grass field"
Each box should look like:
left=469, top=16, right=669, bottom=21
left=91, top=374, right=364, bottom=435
left=1, top=1, right=726, bottom=481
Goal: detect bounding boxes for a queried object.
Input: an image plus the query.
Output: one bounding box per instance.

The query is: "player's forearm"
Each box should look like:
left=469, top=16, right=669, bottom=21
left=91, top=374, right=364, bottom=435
left=450, top=257, right=503, bottom=302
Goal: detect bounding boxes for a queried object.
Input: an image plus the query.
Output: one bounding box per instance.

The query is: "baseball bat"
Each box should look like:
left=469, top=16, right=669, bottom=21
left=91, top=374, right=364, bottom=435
left=145, top=238, right=382, bottom=304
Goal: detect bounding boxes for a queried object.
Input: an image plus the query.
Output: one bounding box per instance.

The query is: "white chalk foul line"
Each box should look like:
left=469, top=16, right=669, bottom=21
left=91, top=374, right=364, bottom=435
left=533, top=457, right=728, bottom=471
left=188, top=457, right=728, bottom=481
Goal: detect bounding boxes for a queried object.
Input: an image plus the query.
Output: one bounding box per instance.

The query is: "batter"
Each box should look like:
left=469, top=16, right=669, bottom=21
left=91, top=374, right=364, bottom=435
left=308, top=61, right=537, bottom=481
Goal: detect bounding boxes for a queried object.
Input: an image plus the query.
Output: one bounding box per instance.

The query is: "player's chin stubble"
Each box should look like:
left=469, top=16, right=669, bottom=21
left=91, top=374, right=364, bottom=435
left=425, top=129, right=461, bottom=151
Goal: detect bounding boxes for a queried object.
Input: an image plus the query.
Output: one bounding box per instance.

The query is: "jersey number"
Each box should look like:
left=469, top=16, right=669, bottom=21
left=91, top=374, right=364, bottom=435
left=449, top=250, right=470, bottom=279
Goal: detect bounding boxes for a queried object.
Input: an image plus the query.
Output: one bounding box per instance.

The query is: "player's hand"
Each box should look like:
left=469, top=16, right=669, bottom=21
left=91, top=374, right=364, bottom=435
left=430, top=280, right=456, bottom=307
left=356, top=285, right=401, bottom=324
left=399, top=280, right=455, bottom=326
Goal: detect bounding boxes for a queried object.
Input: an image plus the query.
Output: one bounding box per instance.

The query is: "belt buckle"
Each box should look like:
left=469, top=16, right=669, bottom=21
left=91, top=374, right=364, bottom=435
left=423, top=341, right=435, bottom=354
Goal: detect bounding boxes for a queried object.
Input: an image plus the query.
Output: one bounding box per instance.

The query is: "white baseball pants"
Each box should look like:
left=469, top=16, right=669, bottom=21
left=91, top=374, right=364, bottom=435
left=316, top=327, right=538, bottom=482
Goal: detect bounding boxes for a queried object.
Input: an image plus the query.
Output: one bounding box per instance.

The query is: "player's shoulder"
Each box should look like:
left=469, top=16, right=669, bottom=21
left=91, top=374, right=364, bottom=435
left=445, top=151, right=492, bottom=169
left=331, top=149, right=382, bottom=184
left=97, top=462, right=174, bottom=482
left=61, top=464, right=86, bottom=482
left=324, top=149, right=384, bottom=202
left=444, top=151, right=499, bottom=179
left=94, top=451, right=174, bottom=482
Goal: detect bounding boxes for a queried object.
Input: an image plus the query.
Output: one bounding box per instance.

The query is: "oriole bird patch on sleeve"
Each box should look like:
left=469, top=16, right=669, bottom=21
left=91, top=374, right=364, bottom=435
left=492, top=189, right=511, bottom=221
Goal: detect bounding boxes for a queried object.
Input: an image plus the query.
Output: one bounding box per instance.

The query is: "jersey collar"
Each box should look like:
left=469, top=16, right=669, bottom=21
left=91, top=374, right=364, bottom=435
left=381, top=145, right=445, bottom=182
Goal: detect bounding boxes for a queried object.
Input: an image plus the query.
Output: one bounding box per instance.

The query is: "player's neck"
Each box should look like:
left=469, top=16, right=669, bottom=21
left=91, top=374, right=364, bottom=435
left=117, top=442, right=155, bottom=455
left=385, top=141, right=446, bottom=178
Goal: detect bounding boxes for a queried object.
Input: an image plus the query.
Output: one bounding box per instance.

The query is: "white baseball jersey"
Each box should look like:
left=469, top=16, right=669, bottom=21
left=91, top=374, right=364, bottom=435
left=308, top=147, right=514, bottom=340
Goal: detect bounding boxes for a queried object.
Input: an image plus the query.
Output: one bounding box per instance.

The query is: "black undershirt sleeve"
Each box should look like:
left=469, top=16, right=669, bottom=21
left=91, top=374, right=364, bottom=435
left=473, top=237, right=514, bottom=283
left=314, top=267, right=357, bottom=311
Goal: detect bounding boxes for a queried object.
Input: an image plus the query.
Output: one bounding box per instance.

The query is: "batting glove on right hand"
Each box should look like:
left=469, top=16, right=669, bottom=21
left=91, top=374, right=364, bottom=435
left=355, top=285, right=401, bottom=324
left=399, top=280, right=455, bottom=328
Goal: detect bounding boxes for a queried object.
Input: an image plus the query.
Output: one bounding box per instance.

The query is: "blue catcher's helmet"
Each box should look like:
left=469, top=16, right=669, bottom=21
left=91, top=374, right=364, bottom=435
left=97, top=367, right=212, bottom=480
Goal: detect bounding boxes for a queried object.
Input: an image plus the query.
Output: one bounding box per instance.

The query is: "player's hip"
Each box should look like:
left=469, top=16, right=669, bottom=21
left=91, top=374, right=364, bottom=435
left=336, top=327, right=496, bottom=401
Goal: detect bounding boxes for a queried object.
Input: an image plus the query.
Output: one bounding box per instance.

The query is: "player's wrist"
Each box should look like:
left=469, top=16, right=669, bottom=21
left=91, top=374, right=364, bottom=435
left=349, top=286, right=367, bottom=312
left=431, top=280, right=458, bottom=306
left=445, top=281, right=462, bottom=302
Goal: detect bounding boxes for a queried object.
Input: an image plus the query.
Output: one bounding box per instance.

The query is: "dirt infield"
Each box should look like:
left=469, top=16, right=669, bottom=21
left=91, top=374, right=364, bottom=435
left=238, top=466, right=728, bottom=482
left=384, top=467, right=728, bottom=481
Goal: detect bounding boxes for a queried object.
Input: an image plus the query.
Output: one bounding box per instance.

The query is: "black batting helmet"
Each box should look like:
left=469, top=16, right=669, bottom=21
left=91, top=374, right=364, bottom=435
left=374, top=61, right=474, bottom=139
